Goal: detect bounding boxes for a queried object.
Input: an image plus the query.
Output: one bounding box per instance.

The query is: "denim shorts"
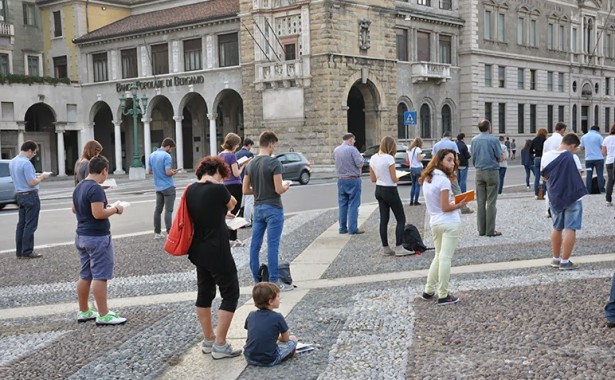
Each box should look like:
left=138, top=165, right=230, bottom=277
left=551, top=200, right=583, bottom=231
left=245, top=340, right=297, bottom=367
left=76, top=234, right=114, bottom=280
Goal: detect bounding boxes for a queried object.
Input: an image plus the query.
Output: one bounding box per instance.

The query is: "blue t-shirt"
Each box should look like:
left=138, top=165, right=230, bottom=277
left=9, top=154, right=38, bottom=192
left=580, top=130, right=605, bottom=161
left=73, top=179, right=110, bottom=236
left=149, top=148, right=175, bottom=191
left=243, top=309, right=289, bottom=365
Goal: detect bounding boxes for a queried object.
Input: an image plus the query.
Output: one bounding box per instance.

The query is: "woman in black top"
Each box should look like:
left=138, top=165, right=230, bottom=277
left=184, top=156, right=241, bottom=359
left=520, top=139, right=534, bottom=190
left=530, top=128, right=548, bottom=197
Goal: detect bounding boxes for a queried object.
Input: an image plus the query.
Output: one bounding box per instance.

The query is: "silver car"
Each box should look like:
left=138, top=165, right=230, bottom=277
left=0, top=159, right=17, bottom=210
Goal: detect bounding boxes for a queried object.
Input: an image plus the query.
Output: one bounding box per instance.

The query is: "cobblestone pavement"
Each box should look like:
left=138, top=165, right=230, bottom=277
left=2, top=189, right=615, bottom=379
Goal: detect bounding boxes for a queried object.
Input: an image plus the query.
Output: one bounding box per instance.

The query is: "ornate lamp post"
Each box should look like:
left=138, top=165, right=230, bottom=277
left=120, top=83, right=148, bottom=180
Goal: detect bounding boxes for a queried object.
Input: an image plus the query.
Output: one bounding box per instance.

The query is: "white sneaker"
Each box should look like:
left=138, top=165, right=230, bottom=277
left=394, top=245, right=415, bottom=257
left=154, top=233, right=164, bottom=240
left=211, top=342, right=242, bottom=360
left=380, top=246, right=395, bottom=256
left=96, top=311, right=127, bottom=326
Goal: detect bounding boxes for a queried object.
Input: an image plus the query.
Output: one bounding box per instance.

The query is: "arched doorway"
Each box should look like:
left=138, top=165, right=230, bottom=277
left=420, top=104, right=432, bottom=139
left=441, top=104, right=452, bottom=135
left=148, top=96, right=174, bottom=164
left=397, top=103, right=408, bottom=140
left=24, top=103, right=56, bottom=172
left=214, top=89, right=244, bottom=152
left=90, top=102, right=116, bottom=171
left=347, top=80, right=380, bottom=152
left=179, top=93, right=208, bottom=168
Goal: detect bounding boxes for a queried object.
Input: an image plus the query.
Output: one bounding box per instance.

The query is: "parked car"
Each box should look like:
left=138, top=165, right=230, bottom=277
left=361, top=144, right=407, bottom=174
left=275, top=152, right=312, bottom=185
left=0, top=159, right=17, bottom=210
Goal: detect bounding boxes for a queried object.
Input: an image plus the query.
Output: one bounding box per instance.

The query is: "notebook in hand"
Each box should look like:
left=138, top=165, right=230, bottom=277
left=454, top=190, right=475, bottom=204
left=226, top=217, right=249, bottom=230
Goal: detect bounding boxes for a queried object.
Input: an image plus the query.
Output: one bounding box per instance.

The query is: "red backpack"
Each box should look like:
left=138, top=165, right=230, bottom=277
left=164, top=184, right=193, bottom=256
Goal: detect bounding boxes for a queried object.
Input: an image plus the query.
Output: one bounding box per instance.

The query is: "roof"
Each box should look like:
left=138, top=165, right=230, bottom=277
left=73, top=0, right=239, bottom=44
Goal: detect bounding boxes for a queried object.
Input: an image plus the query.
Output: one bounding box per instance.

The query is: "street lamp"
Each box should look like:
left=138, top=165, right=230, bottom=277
left=120, top=83, right=148, bottom=180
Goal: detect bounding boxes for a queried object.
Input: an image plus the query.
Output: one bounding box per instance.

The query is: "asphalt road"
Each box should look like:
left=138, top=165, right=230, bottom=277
left=0, top=164, right=530, bottom=253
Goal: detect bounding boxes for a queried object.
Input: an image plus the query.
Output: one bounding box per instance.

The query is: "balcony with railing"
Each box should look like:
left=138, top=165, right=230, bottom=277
left=0, top=21, right=14, bottom=38
left=410, top=62, right=451, bottom=84
left=255, top=60, right=309, bottom=90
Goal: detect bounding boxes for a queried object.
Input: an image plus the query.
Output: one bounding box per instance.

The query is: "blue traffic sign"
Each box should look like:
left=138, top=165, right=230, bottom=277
left=404, top=111, right=417, bottom=126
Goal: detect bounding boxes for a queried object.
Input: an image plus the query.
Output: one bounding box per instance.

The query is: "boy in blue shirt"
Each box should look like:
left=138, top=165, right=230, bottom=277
left=244, top=282, right=297, bottom=366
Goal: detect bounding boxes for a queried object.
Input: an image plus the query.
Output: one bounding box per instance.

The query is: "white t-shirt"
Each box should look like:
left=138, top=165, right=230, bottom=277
left=423, top=169, right=461, bottom=225
left=540, top=149, right=582, bottom=171
left=602, top=135, right=615, bottom=165
left=369, top=153, right=396, bottom=187
left=543, top=133, right=563, bottom=153
left=407, top=147, right=423, bottom=168
left=499, top=143, right=508, bottom=168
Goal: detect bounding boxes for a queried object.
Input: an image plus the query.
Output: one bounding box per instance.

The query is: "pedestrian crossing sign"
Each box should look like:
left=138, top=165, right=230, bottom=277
left=404, top=111, right=417, bottom=126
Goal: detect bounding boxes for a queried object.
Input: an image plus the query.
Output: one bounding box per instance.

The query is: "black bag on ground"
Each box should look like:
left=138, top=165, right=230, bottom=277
left=257, top=262, right=294, bottom=286
left=402, top=224, right=430, bottom=253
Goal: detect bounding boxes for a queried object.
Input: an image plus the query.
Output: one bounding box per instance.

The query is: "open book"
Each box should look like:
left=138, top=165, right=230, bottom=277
left=395, top=170, right=411, bottom=178
left=454, top=190, right=475, bottom=204
left=110, top=200, right=131, bottom=209
left=226, top=217, right=249, bottom=230
left=101, top=178, right=117, bottom=189
left=237, top=156, right=250, bottom=165
left=296, top=342, right=315, bottom=354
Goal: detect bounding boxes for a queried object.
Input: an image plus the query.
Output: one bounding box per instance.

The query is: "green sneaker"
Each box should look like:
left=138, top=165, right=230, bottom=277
left=96, top=311, right=127, bottom=326
left=77, top=308, right=99, bottom=323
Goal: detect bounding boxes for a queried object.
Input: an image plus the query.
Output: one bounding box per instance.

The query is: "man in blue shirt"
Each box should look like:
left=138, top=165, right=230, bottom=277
left=432, top=131, right=460, bottom=155
left=471, top=120, right=503, bottom=237
left=580, top=125, right=605, bottom=193
left=333, top=133, right=364, bottom=235
left=147, top=138, right=179, bottom=239
left=9, top=140, right=50, bottom=259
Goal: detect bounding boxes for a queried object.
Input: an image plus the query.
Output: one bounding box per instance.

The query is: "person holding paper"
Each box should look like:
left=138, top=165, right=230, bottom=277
left=419, top=148, right=466, bottom=305
left=243, top=131, right=292, bottom=291
left=369, top=136, right=408, bottom=256
left=9, top=140, right=50, bottom=259
left=148, top=138, right=180, bottom=240
left=74, top=140, right=103, bottom=186
left=219, top=133, right=251, bottom=247
left=72, top=155, right=126, bottom=325
left=185, top=156, right=242, bottom=359
left=236, top=138, right=255, bottom=224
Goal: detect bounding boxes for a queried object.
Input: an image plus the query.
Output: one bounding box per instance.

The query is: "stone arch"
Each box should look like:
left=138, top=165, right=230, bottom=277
left=343, top=73, right=384, bottom=151
left=213, top=89, right=244, bottom=146
left=396, top=96, right=414, bottom=140
left=178, top=92, right=209, bottom=168
left=88, top=101, right=116, bottom=170
left=419, top=98, right=436, bottom=139
left=24, top=103, right=57, bottom=173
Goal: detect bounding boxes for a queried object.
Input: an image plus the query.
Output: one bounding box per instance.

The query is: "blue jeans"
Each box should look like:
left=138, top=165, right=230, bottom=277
left=585, top=159, right=605, bottom=193
left=15, top=191, right=41, bottom=257
left=605, top=273, right=615, bottom=323
left=250, top=204, right=284, bottom=283
left=154, top=186, right=176, bottom=234
left=337, top=178, right=361, bottom=233
left=498, top=167, right=507, bottom=194
left=410, top=167, right=422, bottom=203
left=457, top=166, right=468, bottom=193
left=533, top=157, right=545, bottom=196
left=524, top=165, right=533, bottom=187
left=245, top=340, right=297, bottom=366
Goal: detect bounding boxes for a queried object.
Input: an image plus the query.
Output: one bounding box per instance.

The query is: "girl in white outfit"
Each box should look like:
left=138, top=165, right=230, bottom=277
left=419, top=148, right=467, bottom=305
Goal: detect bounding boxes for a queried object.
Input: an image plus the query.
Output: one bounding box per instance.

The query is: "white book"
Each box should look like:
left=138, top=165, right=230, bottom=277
left=237, top=156, right=250, bottom=165
left=395, top=170, right=411, bottom=178
left=101, top=178, right=117, bottom=188
left=110, top=200, right=131, bottom=209
left=226, top=217, right=249, bottom=230
left=296, top=342, right=315, bottom=353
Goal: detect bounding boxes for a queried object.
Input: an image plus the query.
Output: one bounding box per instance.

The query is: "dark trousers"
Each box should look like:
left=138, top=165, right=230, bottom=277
left=225, top=183, right=243, bottom=241
left=375, top=185, right=406, bottom=247
left=154, top=187, right=176, bottom=234
left=16, top=192, right=40, bottom=257
left=607, top=163, right=614, bottom=202
left=586, top=159, right=605, bottom=193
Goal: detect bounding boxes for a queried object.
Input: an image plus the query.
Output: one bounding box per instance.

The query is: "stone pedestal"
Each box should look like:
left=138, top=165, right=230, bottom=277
left=128, top=166, right=146, bottom=180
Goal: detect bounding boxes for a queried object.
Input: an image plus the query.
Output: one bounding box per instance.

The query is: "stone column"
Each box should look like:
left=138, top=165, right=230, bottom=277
left=174, top=115, right=184, bottom=169
left=56, top=127, right=66, bottom=177
left=112, top=120, right=125, bottom=174
left=17, top=121, right=26, bottom=149
left=143, top=117, right=152, bottom=171
left=207, top=113, right=217, bottom=156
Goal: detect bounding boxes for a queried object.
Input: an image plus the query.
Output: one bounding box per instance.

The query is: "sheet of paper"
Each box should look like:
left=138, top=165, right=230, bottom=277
left=237, top=156, right=250, bottom=165
left=296, top=342, right=315, bottom=353
left=226, top=217, right=249, bottom=230
left=395, top=170, right=411, bottom=178
left=283, top=180, right=293, bottom=187
left=101, top=178, right=117, bottom=188
left=111, top=200, right=131, bottom=209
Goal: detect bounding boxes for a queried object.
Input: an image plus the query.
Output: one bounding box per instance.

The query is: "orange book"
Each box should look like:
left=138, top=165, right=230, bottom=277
left=455, top=190, right=475, bottom=204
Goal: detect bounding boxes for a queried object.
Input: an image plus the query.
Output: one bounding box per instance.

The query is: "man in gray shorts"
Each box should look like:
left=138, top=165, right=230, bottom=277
left=72, top=155, right=127, bottom=325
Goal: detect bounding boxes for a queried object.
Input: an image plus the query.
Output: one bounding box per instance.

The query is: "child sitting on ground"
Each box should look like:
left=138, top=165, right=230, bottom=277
left=244, top=282, right=298, bottom=366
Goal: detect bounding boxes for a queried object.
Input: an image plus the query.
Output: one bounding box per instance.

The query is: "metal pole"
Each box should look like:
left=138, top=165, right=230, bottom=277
left=130, top=83, right=142, bottom=168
